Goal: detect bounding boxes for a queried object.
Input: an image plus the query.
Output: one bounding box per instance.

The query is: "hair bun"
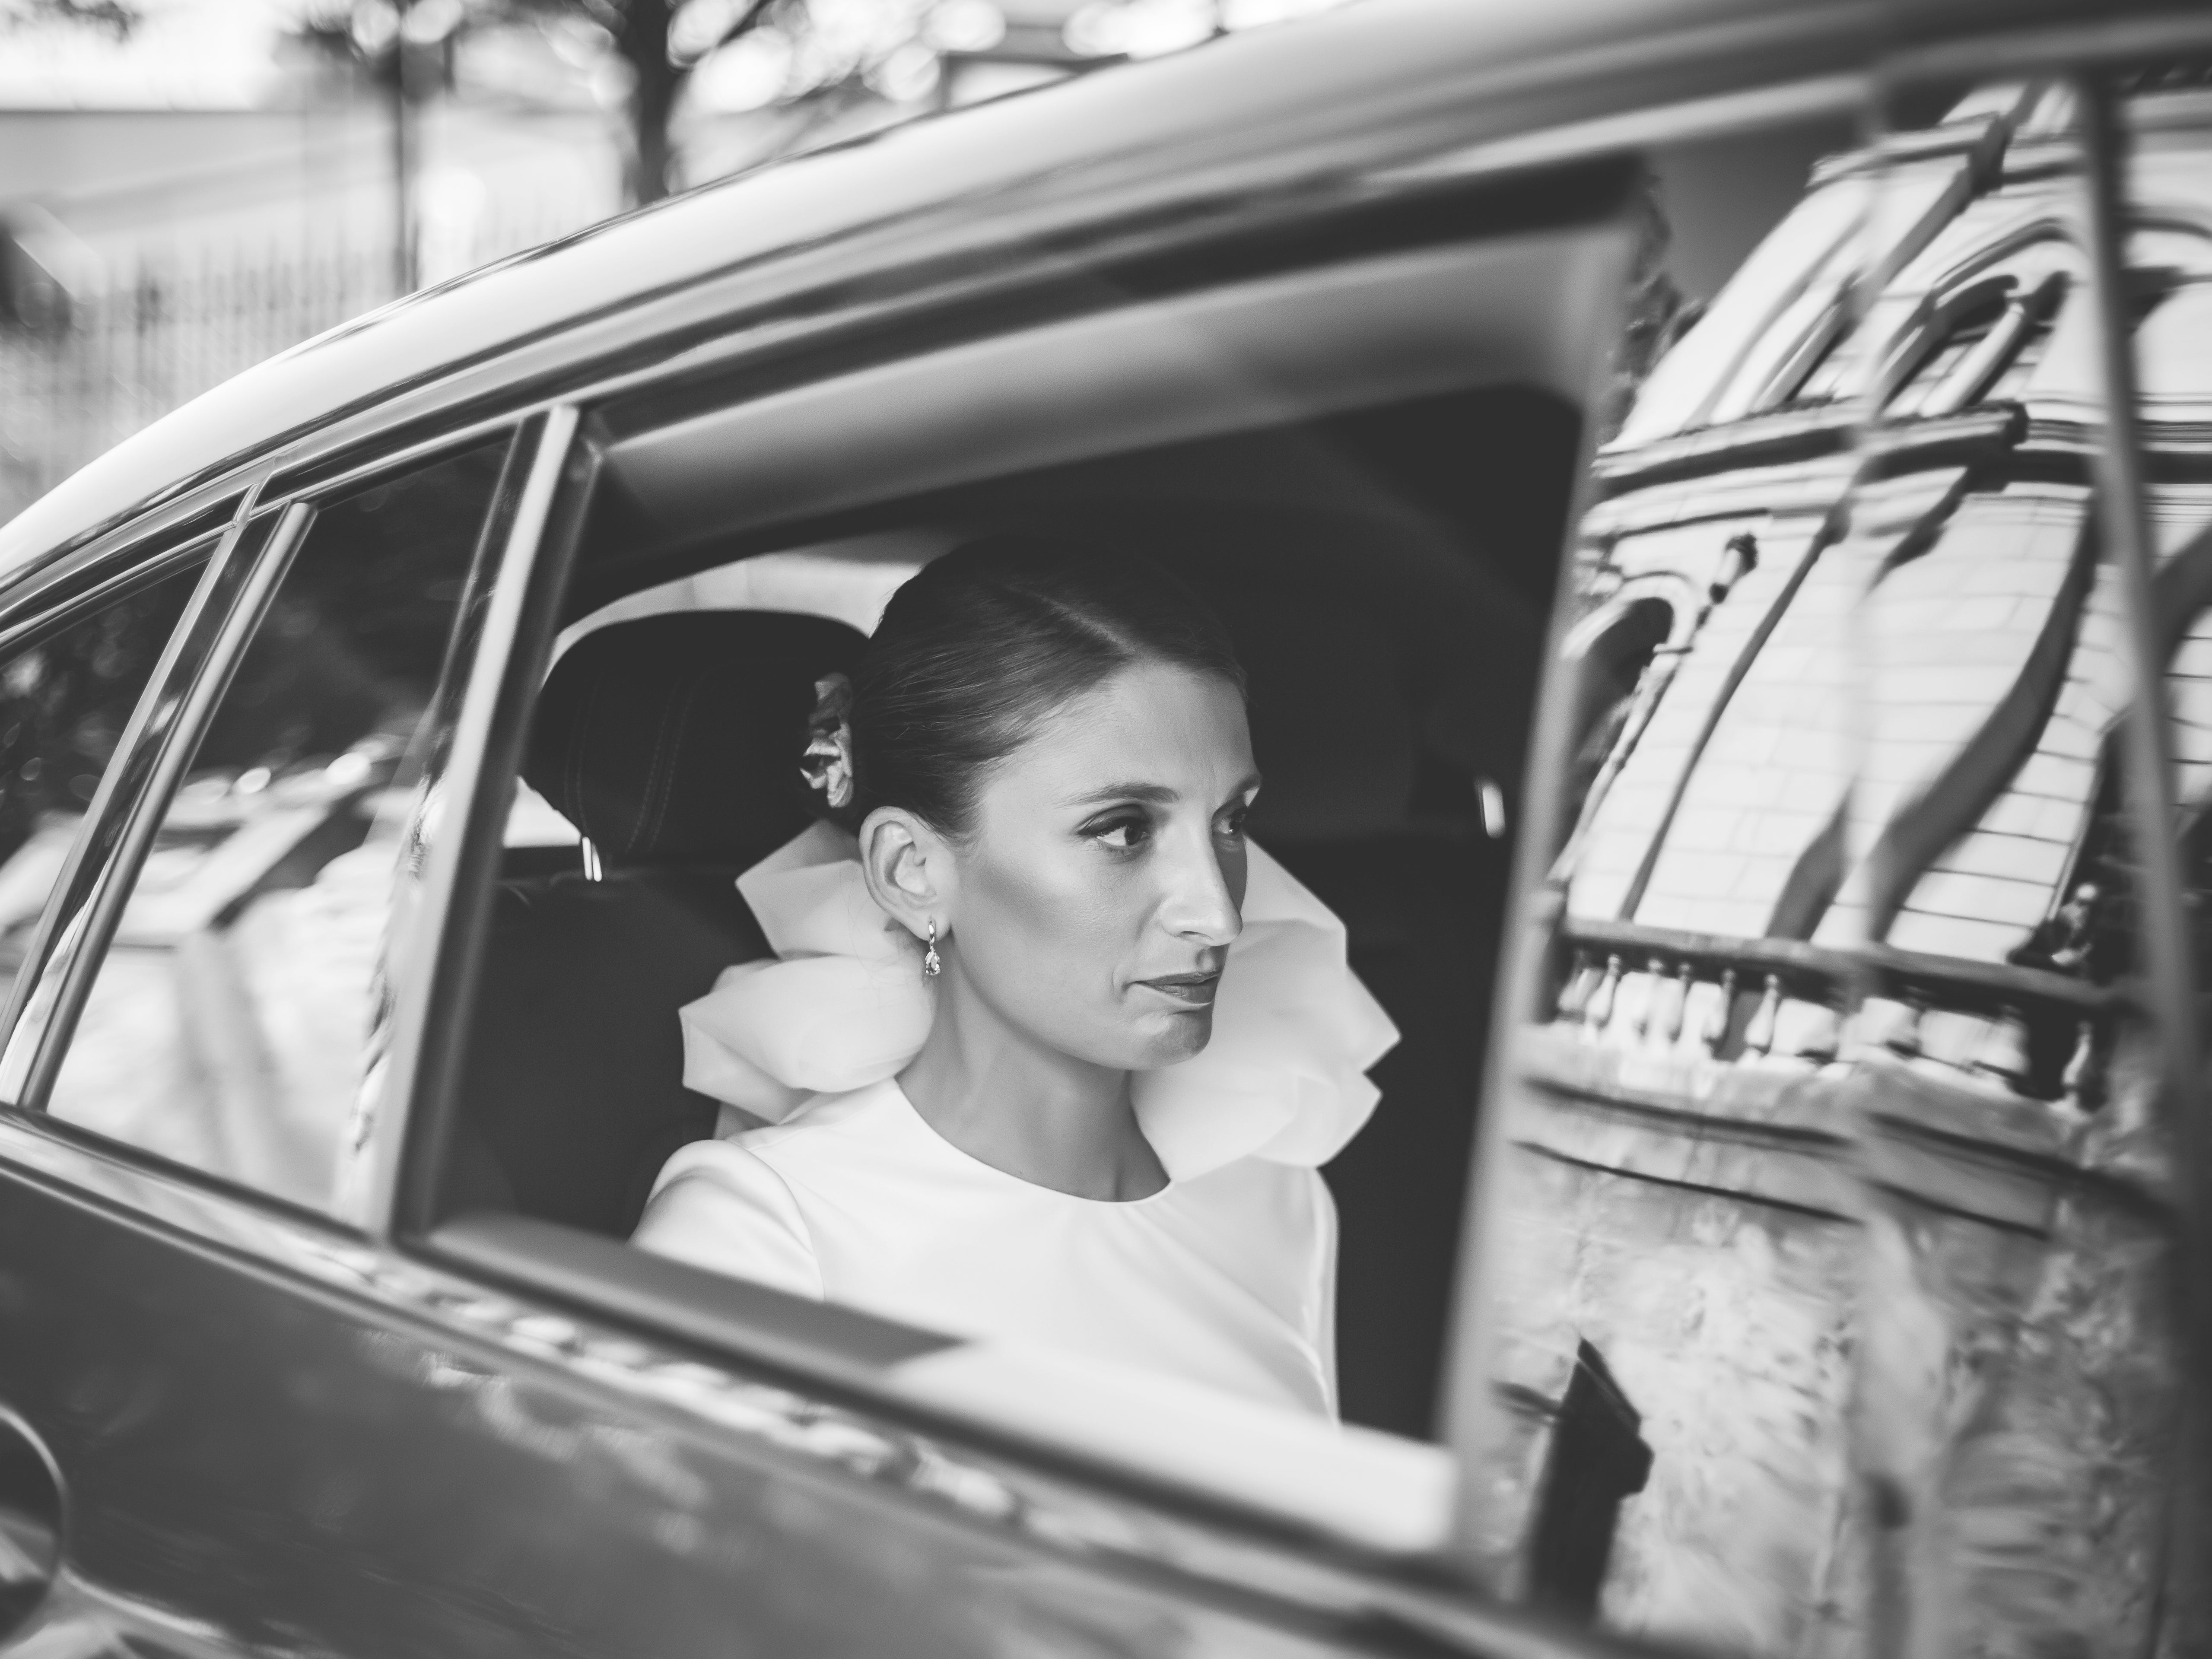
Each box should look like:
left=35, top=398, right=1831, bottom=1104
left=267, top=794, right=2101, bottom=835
left=801, top=673, right=857, bottom=810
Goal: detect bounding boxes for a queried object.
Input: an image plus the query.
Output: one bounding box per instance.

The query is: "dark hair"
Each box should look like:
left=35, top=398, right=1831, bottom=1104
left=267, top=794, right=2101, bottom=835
left=814, top=537, right=1245, bottom=838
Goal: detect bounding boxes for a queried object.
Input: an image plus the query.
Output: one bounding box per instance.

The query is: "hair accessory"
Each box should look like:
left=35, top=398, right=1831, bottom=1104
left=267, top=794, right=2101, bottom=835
left=922, top=919, right=942, bottom=979
left=799, top=673, right=855, bottom=810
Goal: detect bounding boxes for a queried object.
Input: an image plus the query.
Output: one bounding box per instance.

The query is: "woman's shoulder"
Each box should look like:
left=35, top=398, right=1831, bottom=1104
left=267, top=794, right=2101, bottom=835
left=1160, top=1156, right=1334, bottom=1250
left=689, top=1078, right=951, bottom=1203
left=635, top=1123, right=834, bottom=1297
left=737, top=1077, right=905, bottom=1152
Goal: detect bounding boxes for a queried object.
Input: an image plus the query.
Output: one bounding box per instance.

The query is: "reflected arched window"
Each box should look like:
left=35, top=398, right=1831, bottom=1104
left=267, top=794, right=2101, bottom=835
left=1883, top=270, right=2067, bottom=418
left=1560, top=595, right=1678, bottom=830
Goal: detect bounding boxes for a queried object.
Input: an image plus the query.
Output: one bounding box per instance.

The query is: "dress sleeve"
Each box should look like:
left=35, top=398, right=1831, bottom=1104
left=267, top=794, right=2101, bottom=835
left=632, top=1139, right=824, bottom=1300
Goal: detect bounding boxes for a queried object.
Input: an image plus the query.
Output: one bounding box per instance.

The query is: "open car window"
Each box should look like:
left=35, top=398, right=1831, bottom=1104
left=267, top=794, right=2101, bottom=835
left=413, top=119, right=1886, bottom=1561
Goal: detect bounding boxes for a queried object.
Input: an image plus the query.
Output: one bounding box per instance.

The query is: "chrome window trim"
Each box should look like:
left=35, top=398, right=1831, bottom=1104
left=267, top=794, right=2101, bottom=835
left=1373, top=73, right=1868, bottom=191
left=355, top=408, right=580, bottom=1238
left=0, top=495, right=245, bottom=640
left=270, top=413, right=556, bottom=515
left=9, top=498, right=316, bottom=1112
left=0, top=483, right=274, bottom=1071
left=0, top=519, right=234, bottom=652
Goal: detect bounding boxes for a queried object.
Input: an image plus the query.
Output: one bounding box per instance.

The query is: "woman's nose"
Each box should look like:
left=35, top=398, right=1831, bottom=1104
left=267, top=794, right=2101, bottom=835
left=1157, top=832, right=1242, bottom=949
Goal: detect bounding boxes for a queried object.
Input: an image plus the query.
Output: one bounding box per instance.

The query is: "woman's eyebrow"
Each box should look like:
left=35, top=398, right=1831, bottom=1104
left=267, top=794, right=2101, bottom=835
left=1066, top=772, right=1262, bottom=809
left=1067, top=782, right=1179, bottom=807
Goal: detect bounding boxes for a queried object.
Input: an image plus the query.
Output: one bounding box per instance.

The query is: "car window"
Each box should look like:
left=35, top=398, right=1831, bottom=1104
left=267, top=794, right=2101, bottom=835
left=415, top=164, right=1784, bottom=1553
left=41, top=439, right=511, bottom=1214
left=0, top=557, right=204, bottom=1010
left=1451, top=73, right=2207, bottom=1648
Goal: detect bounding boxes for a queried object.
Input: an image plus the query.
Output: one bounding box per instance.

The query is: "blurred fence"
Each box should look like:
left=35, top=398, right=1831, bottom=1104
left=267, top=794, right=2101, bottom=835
left=0, top=197, right=602, bottom=528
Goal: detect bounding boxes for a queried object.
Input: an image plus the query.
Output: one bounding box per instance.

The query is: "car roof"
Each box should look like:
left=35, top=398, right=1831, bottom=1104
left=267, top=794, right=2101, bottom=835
left=0, top=0, right=2177, bottom=577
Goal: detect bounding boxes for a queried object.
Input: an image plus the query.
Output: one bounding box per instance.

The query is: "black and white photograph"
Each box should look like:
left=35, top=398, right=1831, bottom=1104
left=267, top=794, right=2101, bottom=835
left=0, top=0, right=2207, bottom=1653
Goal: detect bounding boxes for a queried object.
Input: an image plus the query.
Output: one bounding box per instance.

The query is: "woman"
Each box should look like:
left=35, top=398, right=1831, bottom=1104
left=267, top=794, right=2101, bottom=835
left=632, top=540, right=1394, bottom=1418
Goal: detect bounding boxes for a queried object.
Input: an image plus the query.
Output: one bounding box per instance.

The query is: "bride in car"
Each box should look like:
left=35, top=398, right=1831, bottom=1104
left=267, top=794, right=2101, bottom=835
left=632, top=540, right=1395, bottom=1418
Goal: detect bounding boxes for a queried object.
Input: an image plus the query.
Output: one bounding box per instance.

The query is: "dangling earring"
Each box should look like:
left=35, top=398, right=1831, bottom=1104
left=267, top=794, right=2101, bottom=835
left=922, top=919, right=942, bottom=979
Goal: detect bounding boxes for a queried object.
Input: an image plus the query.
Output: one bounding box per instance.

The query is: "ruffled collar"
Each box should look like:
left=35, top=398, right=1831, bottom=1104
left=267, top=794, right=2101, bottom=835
left=677, top=821, right=1397, bottom=1182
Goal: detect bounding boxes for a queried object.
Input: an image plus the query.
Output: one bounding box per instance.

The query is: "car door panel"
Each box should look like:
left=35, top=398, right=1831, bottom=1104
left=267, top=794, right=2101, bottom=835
left=0, top=1118, right=1446, bottom=1659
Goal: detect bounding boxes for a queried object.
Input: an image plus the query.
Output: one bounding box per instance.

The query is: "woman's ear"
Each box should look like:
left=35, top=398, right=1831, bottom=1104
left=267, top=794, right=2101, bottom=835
left=857, top=807, right=950, bottom=941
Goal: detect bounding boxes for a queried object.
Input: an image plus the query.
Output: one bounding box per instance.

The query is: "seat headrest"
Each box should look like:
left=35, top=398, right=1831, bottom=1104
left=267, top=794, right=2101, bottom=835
left=525, top=611, right=866, bottom=871
left=1224, top=593, right=1417, bottom=843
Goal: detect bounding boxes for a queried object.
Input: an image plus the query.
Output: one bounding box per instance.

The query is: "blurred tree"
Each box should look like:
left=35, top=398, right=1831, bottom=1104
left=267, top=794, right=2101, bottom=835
left=0, top=0, right=137, bottom=31
left=302, top=0, right=1141, bottom=210
left=300, top=0, right=1327, bottom=213
left=502, top=0, right=772, bottom=207
left=303, top=0, right=817, bottom=208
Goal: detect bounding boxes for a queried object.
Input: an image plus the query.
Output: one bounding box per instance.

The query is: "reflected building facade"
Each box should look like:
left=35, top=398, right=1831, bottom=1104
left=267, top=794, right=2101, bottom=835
left=1477, top=79, right=2211, bottom=1654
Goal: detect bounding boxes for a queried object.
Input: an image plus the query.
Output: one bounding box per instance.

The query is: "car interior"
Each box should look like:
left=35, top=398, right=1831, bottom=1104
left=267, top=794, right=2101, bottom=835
left=438, top=225, right=1614, bottom=1441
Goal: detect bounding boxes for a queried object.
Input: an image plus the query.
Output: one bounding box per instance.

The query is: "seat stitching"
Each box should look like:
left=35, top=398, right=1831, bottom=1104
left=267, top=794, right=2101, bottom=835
left=634, top=675, right=702, bottom=858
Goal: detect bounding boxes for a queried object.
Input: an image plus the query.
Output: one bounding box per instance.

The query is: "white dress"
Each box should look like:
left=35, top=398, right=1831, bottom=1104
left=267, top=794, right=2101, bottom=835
left=637, top=1077, right=1341, bottom=1415
left=632, top=820, right=1397, bottom=1421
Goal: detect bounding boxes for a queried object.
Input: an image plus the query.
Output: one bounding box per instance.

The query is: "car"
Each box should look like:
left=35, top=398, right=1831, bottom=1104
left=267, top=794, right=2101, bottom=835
left=0, top=1, right=2206, bottom=1654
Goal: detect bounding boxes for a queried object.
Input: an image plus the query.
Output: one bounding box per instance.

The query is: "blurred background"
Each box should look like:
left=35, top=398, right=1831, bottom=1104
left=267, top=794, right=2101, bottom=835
left=0, top=0, right=1358, bottom=528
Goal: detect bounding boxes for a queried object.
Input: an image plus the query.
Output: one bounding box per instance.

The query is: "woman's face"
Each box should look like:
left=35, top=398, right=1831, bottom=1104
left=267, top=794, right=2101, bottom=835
left=943, top=661, right=1258, bottom=1072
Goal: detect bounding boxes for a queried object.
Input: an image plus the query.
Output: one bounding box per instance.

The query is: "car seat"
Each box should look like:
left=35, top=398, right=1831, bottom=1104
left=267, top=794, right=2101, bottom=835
left=443, top=610, right=865, bottom=1236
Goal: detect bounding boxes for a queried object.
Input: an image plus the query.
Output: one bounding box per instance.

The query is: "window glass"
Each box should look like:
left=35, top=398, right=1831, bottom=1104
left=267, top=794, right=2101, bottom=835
left=44, top=439, right=510, bottom=1214
left=1455, top=76, right=2202, bottom=1652
left=0, top=559, right=202, bottom=1010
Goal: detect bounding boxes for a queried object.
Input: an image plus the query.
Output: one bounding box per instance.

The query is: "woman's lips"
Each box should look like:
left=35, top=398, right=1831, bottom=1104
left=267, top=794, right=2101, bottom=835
left=1138, top=971, right=1222, bottom=1007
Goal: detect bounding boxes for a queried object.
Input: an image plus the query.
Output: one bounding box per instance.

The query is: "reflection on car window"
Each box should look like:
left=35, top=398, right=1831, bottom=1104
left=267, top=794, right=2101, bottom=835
left=0, top=560, right=201, bottom=1010
left=1460, top=78, right=2206, bottom=1651
left=44, top=441, right=507, bottom=1214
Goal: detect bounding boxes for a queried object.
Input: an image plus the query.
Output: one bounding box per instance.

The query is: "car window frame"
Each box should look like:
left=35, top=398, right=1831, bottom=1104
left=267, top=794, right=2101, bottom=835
left=6, top=495, right=315, bottom=1116
left=0, top=416, right=551, bottom=1232
left=381, top=150, right=1670, bottom=1583
left=0, top=486, right=280, bottom=1081
left=0, top=522, right=242, bottom=1036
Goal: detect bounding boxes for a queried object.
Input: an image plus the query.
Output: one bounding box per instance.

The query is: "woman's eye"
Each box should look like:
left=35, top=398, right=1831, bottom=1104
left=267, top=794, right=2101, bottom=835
left=1088, top=815, right=1151, bottom=850
left=1217, top=807, right=1249, bottom=839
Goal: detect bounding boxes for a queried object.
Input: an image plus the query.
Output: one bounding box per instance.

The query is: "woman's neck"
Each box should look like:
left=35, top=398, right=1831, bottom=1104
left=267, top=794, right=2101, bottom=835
left=896, top=968, right=1169, bottom=1202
